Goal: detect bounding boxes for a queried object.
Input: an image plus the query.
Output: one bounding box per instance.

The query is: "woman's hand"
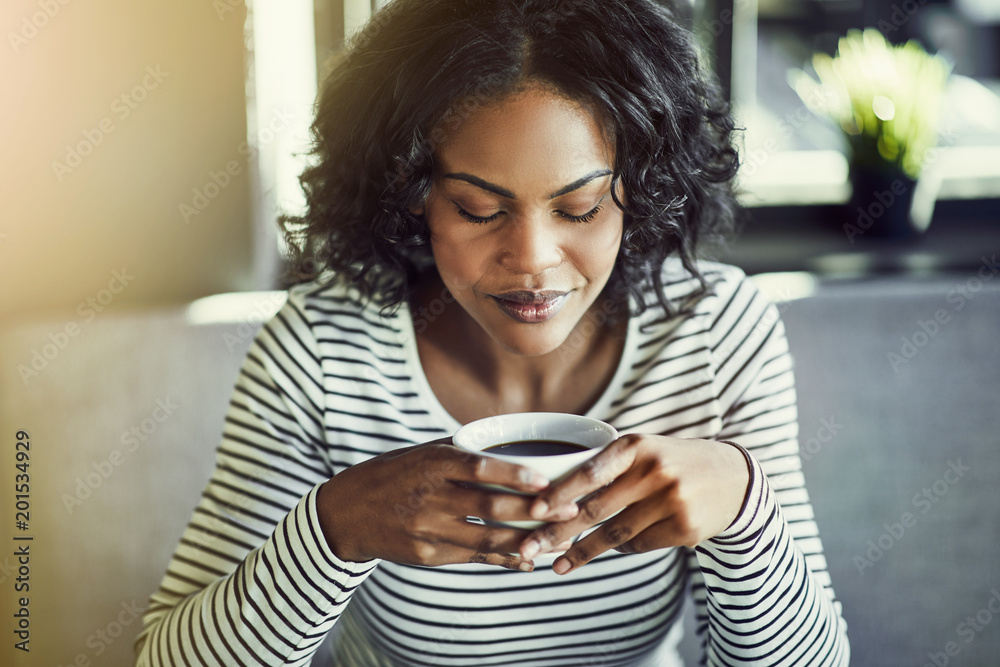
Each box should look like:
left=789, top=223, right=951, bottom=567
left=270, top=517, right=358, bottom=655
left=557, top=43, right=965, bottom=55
left=518, top=435, right=751, bottom=574
left=316, top=438, right=572, bottom=571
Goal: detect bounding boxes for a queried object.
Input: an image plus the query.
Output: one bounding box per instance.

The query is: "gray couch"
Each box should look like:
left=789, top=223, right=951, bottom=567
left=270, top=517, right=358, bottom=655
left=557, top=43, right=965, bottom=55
left=1, top=273, right=998, bottom=666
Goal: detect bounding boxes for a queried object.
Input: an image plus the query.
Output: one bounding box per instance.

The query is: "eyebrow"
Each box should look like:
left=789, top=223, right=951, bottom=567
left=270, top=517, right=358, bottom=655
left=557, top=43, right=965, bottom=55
left=443, top=168, right=612, bottom=200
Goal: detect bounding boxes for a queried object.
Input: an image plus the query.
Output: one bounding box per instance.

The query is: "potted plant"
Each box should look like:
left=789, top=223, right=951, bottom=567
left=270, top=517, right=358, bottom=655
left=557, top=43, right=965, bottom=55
left=789, top=28, right=951, bottom=242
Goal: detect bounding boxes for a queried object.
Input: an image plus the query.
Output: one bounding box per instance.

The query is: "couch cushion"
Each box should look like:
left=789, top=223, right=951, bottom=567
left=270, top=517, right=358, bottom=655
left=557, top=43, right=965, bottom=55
left=782, top=274, right=1000, bottom=666
left=0, top=294, right=283, bottom=667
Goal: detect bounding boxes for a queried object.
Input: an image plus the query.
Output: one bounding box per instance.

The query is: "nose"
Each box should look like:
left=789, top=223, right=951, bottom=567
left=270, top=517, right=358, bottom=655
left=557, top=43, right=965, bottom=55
left=498, top=215, right=563, bottom=276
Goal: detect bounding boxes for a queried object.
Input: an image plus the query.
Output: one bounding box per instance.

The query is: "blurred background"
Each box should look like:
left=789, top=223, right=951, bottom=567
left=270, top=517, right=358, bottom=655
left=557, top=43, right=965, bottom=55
left=1, top=1, right=998, bottom=666
left=693, top=0, right=1000, bottom=276
left=1, top=0, right=997, bottom=320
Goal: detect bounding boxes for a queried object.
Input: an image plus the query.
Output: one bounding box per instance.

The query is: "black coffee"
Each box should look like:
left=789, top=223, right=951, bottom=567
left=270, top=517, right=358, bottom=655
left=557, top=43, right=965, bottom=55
left=484, top=440, right=590, bottom=456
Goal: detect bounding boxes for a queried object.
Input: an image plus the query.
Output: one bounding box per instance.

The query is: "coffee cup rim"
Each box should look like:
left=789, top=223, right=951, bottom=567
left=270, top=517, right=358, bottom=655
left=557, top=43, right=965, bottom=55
left=453, top=412, right=619, bottom=457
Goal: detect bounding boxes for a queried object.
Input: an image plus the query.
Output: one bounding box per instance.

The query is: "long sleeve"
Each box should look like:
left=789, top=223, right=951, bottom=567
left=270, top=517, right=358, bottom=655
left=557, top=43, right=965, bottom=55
left=687, top=272, right=850, bottom=665
left=135, top=288, right=379, bottom=666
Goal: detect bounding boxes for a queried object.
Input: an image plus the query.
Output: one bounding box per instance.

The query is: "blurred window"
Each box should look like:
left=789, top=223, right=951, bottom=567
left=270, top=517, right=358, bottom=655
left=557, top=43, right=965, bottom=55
left=691, top=0, right=1000, bottom=205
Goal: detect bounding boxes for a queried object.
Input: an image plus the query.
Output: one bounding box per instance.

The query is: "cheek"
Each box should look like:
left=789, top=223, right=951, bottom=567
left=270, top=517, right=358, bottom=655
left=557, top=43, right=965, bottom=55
left=428, top=229, right=488, bottom=293
left=425, top=195, right=497, bottom=292
left=572, top=218, right=622, bottom=275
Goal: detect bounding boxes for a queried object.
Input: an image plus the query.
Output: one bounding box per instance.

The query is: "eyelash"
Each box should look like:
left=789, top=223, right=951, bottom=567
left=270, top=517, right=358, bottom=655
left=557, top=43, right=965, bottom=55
left=452, top=203, right=603, bottom=225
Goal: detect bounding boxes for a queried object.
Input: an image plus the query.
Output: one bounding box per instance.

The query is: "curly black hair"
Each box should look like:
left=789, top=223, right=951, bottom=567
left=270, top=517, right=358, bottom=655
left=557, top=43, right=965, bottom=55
left=279, top=0, right=740, bottom=319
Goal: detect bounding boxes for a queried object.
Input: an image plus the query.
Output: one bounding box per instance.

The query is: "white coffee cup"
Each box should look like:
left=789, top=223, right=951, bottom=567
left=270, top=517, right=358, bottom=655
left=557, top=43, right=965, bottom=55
left=452, top=412, right=619, bottom=530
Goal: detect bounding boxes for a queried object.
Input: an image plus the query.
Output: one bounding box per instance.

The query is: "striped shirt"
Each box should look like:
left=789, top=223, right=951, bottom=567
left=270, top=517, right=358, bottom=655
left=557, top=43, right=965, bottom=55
left=135, top=259, right=850, bottom=666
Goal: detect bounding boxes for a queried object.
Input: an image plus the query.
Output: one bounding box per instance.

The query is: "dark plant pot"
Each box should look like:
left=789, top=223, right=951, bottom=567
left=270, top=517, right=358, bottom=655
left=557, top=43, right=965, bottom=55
left=846, top=165, right=920, bottom=242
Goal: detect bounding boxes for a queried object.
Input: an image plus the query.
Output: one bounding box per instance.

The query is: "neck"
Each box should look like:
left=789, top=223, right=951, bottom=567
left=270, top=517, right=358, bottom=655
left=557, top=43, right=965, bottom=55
left=414, top=272, right=627, bottom=412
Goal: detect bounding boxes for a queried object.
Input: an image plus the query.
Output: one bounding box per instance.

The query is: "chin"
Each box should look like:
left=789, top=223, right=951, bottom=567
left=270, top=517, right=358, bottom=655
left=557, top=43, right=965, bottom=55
left=490, top=323, right=575, bottom=358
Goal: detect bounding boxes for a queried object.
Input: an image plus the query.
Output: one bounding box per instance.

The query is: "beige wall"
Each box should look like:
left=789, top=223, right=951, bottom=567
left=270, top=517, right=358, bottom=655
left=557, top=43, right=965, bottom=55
left=1, top=0, right=255, bottom=320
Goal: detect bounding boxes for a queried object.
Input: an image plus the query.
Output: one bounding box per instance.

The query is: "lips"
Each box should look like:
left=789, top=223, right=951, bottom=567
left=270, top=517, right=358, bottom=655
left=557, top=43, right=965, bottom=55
left=491, top=290, right=569, bottom=324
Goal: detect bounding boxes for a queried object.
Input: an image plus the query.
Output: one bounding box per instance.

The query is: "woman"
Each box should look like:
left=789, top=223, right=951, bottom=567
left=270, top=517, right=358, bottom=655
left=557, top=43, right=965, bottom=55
left=137, top=0, right=850, bottom=665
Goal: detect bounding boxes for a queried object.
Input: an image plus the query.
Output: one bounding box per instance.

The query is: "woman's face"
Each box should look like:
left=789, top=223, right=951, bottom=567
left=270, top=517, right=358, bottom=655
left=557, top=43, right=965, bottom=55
left=416, top=83, right=624, bottom=357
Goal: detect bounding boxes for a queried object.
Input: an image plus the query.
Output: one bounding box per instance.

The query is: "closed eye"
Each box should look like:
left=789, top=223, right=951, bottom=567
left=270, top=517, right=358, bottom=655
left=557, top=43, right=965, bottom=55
left=452, top=202, right=502, bottom=225
left=451, top=195, right=605, bottom=225
left=557, top=201, right=603, bottom=223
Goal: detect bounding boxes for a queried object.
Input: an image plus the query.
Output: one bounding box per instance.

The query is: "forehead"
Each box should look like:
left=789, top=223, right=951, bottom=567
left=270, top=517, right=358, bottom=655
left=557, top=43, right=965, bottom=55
left=433, top=85, right=614, bottom=191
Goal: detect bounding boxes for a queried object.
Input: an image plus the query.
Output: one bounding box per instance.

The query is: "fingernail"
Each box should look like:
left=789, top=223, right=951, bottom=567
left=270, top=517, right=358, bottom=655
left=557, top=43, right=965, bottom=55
left=521, top=539, right=540, bottom=561
left=522, top=470, right=549, bottom=489
left=553, top=558, right=571, bottom=575
left=556, top=504, right=578, bottom=521
left=531, top=501, right=549, bottom=520
left=518, top=561, right=534, bottom=573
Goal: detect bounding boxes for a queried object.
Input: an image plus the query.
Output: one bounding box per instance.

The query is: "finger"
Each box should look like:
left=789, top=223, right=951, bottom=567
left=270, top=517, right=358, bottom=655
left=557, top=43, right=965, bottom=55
left=529, top=435, right=639, bottom=520
left=518, top=485, right=616, bottom=560
left=374, top=438, right=455, bottom=467
left=547, top=540, right=574, bottom=553
left=551, top=502, right=669, bottom=574
left=434, top=515, right=532, bottom=557
left=461, top=548, right=536, bottom=572
left=520, top=469, right=651, bottom=561
left=411, top=528, right=536, bottom=572
left=614, top=515, right=701, bottom=552
left=446, top=481, right=537, bottom=523
left=443, top=445, right=551, bottom=493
